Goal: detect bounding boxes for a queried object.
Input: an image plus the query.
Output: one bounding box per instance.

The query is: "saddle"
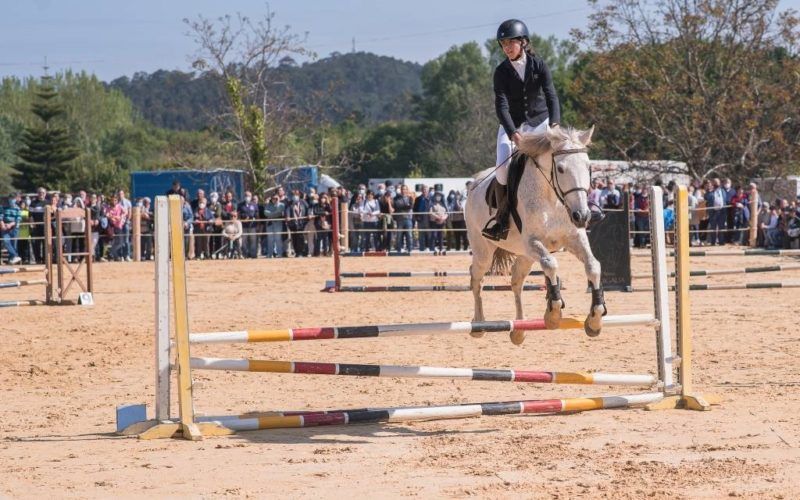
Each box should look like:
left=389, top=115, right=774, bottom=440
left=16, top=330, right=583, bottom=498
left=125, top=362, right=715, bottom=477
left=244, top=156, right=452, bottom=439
left=484, top=152, right=526, bottom=232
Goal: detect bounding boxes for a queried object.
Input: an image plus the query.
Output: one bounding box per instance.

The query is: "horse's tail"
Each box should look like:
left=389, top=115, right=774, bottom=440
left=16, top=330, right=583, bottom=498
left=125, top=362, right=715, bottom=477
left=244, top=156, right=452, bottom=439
left=489, top=248, right=514, bottom=276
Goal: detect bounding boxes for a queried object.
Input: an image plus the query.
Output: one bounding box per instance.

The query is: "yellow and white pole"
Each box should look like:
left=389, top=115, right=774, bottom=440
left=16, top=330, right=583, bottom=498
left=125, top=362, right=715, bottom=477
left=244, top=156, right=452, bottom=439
left=647, top=186, right=721, bottom=411
left=168, top=195, right=202, bottom=440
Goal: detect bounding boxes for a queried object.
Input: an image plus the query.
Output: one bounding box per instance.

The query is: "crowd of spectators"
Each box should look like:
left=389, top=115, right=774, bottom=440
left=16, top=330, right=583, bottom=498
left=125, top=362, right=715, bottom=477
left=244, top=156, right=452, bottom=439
left=586, top=177, right=800, bottom=250
left=344, top=181, right=468, bottom=253
left=2, top=176, right=799, bottom=266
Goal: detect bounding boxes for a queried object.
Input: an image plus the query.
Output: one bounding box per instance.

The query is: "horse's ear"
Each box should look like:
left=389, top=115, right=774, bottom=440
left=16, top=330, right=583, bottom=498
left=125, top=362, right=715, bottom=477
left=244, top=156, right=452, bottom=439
left=578, top=125, right=595, bottom=146
left=545, top=124, right=562, bottom=143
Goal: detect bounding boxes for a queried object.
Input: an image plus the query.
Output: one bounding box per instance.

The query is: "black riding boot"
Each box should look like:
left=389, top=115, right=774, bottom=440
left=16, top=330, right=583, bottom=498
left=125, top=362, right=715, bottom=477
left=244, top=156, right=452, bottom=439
left=482, top=183, right=510, bottom=241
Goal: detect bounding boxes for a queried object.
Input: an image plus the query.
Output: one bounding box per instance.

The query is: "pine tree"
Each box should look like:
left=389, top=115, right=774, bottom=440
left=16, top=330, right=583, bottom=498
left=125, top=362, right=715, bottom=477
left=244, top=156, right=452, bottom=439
left=13, top=75, right=79, bottom=192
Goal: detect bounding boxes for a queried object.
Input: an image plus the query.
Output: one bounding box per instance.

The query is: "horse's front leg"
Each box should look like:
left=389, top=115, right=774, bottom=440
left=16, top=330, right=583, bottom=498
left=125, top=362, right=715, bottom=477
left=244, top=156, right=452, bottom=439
left=526, top=238, right=563, bottom=329
left=566, top=231, right=606, bottom=337
left=509, top=256, right=534, bottom=345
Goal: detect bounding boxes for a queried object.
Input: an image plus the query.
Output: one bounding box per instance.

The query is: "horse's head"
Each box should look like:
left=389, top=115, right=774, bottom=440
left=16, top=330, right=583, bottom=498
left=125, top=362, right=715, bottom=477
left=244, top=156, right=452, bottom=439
left=519, top=125, right=595, bottom=228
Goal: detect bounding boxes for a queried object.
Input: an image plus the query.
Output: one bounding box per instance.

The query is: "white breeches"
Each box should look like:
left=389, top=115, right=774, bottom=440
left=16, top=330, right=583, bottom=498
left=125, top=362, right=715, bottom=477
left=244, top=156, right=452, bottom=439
left=495, top=120, right=549, bottom=185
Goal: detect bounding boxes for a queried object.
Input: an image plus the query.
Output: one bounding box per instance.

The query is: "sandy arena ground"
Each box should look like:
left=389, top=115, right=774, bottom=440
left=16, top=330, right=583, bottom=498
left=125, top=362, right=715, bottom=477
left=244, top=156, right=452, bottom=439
left=2, top=249, right=799, bottom=498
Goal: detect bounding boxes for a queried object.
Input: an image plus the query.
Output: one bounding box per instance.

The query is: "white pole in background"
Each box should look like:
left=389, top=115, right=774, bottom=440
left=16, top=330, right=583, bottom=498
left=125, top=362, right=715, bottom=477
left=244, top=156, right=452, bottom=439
left=649, top=186, right=674, bottom=391
left=154, top=196, right=171, bottom=421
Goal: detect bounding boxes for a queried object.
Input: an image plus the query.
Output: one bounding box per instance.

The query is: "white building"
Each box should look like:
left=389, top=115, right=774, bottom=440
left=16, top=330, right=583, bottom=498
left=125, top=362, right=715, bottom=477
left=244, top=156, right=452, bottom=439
left=590, top=160, right=691, bottom=186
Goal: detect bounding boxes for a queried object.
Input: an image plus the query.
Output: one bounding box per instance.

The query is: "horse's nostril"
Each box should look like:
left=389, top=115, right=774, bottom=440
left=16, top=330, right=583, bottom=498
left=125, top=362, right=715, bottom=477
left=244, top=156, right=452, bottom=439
left=572, top=211, right=581, bottom=222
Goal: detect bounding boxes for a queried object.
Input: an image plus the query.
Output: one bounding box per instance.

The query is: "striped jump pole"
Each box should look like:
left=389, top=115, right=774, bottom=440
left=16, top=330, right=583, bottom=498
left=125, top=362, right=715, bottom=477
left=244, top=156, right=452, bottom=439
left=336, top=284, right=548, bottom=292
left=632, top=263, right=800, bottom=279
left=0, top=299, right=46, bottom=308
left=633, top=248, right=800, bottom=257
left=684, top=281, right=800, bottom=290
left=0, top=266, right=46, bottom=275
left=0, top=279, right=47, bottom=289
left=190, top=357, right=657, bottom=386
left=340, top=270, right=544, bottom=278
left=194, top=392, right=665, bottom=431
left=188, top=314, right=659, bottom=344
left=342, top=250, right=473, bottom=257
left=633, top=281, right=800, bottom=292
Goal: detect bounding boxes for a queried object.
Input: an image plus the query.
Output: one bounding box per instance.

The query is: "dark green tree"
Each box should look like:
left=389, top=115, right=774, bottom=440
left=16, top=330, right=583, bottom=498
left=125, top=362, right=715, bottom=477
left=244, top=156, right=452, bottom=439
left=418, top=42, right=495, bottom=176
left=13, top=76, right=79, bottom=191
left=339, top=121, right=425, bottom=185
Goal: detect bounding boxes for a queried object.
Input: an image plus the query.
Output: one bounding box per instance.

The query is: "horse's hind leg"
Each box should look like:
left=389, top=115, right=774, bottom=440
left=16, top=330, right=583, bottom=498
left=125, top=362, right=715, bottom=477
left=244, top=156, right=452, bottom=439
left=469, top=247, right=493, bottom=337
left=566, top=232, right=606, bottom=337
left=509, top=256, right=534, bottom=345
left=526, top=238, right=563, bottom=329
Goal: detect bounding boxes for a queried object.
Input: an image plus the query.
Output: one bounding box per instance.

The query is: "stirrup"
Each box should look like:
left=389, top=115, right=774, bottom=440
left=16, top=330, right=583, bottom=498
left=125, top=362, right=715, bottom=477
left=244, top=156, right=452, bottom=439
left=482, top=219, right=509, bottom=241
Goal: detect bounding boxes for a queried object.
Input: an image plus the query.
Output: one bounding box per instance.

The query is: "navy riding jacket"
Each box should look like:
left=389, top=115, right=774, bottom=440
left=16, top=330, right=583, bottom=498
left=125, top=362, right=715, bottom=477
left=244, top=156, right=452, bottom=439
left=493, top=51, right=561, bottom=137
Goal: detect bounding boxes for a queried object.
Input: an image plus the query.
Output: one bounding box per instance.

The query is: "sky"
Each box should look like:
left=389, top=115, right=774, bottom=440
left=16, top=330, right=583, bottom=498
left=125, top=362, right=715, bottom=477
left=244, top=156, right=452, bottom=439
left=1, top=0, right=799, bottom=82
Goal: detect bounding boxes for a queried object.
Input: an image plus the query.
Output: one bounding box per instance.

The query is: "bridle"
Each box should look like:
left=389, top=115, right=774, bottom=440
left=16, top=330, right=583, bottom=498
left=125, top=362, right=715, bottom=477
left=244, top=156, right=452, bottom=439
left=531, top=147, right=590, bottom=207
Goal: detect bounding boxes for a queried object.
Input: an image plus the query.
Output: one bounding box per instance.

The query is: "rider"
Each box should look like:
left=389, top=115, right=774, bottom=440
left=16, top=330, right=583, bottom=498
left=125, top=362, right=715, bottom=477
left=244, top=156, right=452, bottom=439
left=482, top=19, right=562, bottom=241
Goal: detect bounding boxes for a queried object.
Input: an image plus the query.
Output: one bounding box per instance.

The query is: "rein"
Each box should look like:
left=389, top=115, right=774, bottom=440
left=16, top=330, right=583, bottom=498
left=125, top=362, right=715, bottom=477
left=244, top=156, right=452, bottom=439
left=470, top=149, right=520, bottom=191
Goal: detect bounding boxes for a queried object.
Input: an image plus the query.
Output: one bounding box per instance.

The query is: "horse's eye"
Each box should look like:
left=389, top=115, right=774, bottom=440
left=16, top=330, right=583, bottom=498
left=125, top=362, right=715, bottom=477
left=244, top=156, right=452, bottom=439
left=557, top=165, right=565, bottom=174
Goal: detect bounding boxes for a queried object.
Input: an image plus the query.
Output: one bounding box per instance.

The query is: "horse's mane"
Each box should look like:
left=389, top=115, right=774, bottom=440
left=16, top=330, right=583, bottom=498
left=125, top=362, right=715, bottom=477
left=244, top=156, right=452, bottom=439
left=468, top=126, right=592, bottom=191
left=517, top=126, right=591, bottom=158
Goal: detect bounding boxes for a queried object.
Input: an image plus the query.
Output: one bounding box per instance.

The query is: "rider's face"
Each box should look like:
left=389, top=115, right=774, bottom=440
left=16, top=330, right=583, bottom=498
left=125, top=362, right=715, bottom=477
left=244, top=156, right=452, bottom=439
left=501, top=38, right=524, bottom=60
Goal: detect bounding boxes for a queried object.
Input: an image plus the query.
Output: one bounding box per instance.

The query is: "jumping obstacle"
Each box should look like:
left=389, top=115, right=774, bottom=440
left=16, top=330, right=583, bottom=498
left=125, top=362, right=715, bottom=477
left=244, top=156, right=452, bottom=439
left=118, top=189, right=718, bottom=440
left=189, top=314, right=659, bottom=344
left=632, top=263, right=800, bottom=279
left=0, top=206, right=93, bottom=307
left=326, top=202, right=543, bottom=292
left=645, top=186, right=721, bottom=411
left=634, top=281, right=800, bottom=292
left=628, top=242, right=800, bottom=293
left=632, top=248, right=800, bottom=257
left=335, top=284, right=552, bottom=293
left=343, top=250, right=473, bottom=257
left=190, top=393, right=665, bottom=431
left=0, top=213, right=52, bottom=307
left=0, top=299, right=45, bottom=308
left=0, top=279, right=47, bottom=289
left=190, top=357, right=656, bottom=386
left=0, top=266, right=45, bottom=275
left=341, top=270, right=544, bottom=278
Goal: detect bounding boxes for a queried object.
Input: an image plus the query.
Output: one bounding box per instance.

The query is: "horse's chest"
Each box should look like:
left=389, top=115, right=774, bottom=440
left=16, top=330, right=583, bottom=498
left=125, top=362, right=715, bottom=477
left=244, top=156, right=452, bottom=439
left=524, top=208, right=572, bottom=250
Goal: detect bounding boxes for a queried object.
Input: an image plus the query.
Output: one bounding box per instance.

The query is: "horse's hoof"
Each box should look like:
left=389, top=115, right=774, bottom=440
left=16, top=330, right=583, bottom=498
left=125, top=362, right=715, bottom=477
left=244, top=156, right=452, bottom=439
left=510, top=330, right=526, bottom=345
left=584, top=323, right=601, bottom=337
left=584, top=313, right=603, bottom=337
left=544, top=307, right=562, bottom=330
left=469, top=331, right=486, bottom=339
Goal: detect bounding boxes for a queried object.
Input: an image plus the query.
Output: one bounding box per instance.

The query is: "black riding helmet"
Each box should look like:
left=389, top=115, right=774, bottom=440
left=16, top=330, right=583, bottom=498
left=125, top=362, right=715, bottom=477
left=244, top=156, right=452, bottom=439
left=496, top=19, right=529, bottom=42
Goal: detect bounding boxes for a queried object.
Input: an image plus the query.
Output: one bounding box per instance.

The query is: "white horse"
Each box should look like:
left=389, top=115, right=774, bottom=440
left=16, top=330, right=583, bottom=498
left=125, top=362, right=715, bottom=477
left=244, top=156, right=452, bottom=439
left=465, top=125, right=605, bottom=345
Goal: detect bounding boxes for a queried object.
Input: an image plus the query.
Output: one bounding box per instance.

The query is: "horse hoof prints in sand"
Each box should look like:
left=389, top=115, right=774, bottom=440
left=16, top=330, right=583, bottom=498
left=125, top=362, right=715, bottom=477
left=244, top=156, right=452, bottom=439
left=466, top=126, right=606, bottom=345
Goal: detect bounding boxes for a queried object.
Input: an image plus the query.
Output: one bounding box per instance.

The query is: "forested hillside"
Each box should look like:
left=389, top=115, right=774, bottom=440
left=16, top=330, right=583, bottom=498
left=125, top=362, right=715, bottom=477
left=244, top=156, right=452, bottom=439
left=3, top=0, right=798, bottom=195
left=108, top=52, right=422, bottom=131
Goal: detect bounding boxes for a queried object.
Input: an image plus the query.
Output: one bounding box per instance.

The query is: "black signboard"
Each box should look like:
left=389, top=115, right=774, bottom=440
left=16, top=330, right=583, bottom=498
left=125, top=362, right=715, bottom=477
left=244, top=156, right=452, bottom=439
left=587, top=197, right=632, bottom=291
